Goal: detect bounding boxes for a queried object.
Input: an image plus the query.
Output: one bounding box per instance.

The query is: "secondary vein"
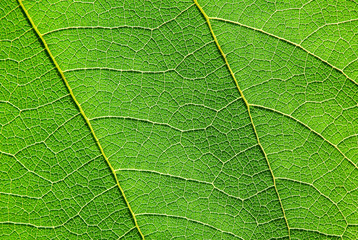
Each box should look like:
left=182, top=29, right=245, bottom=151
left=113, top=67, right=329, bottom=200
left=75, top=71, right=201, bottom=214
left=250, top=103, right=358, bottom=170
left=193, top=0, right=292, bottom=239
left=17, top=0, right=145, bottom=238
left=210, top=16, right=358, bottom=87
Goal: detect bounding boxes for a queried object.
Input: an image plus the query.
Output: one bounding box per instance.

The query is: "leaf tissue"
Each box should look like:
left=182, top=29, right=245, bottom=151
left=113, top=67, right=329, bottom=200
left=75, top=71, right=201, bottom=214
left=1, top=0, right=358, bottom=239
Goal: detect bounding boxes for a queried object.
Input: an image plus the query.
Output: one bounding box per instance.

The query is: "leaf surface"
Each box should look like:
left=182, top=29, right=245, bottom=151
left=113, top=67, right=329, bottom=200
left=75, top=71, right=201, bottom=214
left=1, top=0, right=358, bottom=239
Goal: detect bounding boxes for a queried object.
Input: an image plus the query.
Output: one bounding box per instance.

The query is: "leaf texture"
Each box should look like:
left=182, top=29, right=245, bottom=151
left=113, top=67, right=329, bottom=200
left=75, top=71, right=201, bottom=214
left=0, top=0, right=358, bottom=239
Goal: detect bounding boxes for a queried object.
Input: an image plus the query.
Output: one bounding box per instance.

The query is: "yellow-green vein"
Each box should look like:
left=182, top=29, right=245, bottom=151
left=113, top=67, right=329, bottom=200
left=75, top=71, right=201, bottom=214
left=17, top=0, right=145, bottom=238
left=193, top=0, right=291, bottom=239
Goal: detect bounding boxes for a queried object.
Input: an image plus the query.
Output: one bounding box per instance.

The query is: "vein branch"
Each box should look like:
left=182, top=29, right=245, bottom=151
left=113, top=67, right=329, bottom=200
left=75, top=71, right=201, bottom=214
left=250, top=103, right=358, bottom=170
left=210, top=16, right=358, bottom=86
left=193, top=0, right=291, bottom=238
left=136, top=213, right=244, bottom=240
left=16, top=0, right=145, bottom=238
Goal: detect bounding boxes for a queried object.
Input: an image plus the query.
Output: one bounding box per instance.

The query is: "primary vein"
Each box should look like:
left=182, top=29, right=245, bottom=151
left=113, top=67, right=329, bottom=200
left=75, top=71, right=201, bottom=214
left=17, top=0, right=145, bottom=238
left=193, top=0, right=292, bottom=238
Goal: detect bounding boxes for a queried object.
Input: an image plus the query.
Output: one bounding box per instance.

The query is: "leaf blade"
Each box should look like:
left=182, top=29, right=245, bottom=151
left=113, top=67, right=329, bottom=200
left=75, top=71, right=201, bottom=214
left=1, top=0, right=357, bottom=239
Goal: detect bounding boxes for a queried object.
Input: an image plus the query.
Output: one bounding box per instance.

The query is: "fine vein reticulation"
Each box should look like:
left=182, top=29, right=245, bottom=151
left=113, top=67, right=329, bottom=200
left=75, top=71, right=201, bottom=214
left=1, top=0, right=358, bottom=239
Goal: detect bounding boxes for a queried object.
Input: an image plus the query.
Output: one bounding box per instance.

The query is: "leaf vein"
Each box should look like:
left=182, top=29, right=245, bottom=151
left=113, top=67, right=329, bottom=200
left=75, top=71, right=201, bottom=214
left=16, top=0, right=145, bottom=238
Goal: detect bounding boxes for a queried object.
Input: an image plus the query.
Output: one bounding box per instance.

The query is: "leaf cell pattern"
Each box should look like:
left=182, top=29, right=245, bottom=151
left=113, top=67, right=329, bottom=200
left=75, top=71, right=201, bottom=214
left=0, top=0, right=357, bottom=239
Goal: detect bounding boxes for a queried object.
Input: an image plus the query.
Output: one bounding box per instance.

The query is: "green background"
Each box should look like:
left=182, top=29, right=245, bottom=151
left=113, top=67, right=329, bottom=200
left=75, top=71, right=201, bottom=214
left=1, top=0, right=358, bottom=239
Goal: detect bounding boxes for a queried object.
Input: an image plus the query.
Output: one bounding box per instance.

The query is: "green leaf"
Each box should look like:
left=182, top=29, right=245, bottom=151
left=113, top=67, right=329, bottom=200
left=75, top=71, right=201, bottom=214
left=1, top=0, right=358, bottom=239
